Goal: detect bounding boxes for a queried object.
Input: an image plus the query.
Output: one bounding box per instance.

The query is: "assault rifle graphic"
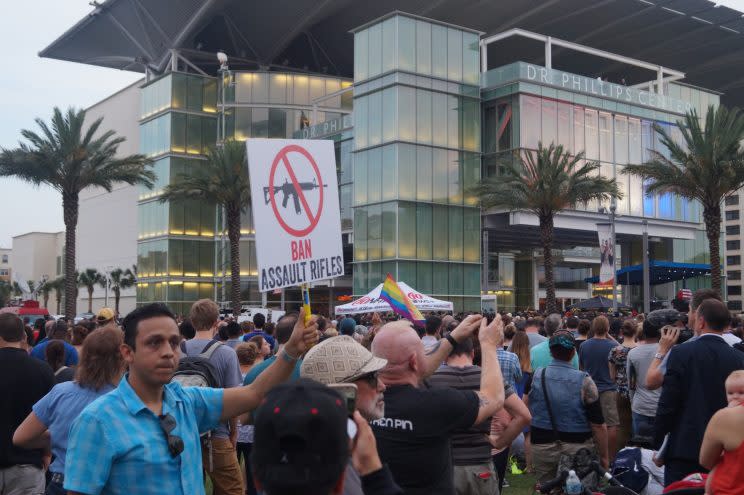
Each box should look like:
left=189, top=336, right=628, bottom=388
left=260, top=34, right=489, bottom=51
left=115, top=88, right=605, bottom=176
left=264, top=178, right=327, bottom=215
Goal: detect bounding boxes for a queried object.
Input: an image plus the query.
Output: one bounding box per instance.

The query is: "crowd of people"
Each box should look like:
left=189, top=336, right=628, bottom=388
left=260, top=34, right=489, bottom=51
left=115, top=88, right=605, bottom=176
left=1, top=288, right=744, bottom=495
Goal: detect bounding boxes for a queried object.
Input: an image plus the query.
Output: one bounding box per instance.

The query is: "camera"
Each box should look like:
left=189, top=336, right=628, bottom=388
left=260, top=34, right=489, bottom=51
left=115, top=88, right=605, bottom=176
left=646, top=308, right=693, bottom=343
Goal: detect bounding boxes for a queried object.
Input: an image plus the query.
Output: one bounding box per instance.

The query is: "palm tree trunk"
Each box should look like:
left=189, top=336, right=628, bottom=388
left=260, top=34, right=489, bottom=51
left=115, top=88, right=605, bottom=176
left=56, top=292, right=61, bottom=315
left=63, top=192, right=79, bottom=320
left=43, top=293, right=49, bottom=309
left=87, top=287, right=93, bottom=313
left=540, top=214, right=558, bottom=314
left=114, top=288, right=121, bottom=315
left=226, top=204, right=242, bottom=317
left=703, top=204, right=722, bottom=295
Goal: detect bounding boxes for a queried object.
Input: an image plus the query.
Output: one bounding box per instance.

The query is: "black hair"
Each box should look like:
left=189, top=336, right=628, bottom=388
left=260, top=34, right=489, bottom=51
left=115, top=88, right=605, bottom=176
left=549, top=345, right=575, bottom=362
left=642, top=319, right=661, bottom=340
left=51, top=321, right=69, bottom=340
left=0, top=314, right=25, bottom=342
left=425, top=315, right=442, bottom=336
left=217, top=325, right=229, bottom=341
left=698, top=298, right=730, bottom=332
left=179, top=319, right=196, bottom=340
left=448, top=335, right=474, bottom=357
left=122, top=303, right=176, bottom=349
left=253, top=312, right=266, bottom=329
left=226, top=321, right=242, bottom=338
left=566, top=316, right=579, bottom=329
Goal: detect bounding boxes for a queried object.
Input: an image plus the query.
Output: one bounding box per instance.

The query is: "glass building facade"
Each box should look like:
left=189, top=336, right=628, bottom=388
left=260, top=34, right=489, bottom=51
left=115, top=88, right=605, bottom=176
left=351, top=14, right=482, bottom=311
left=133, top=11, right=722, bottom=314
left=480, top=62, right=720, bottom=311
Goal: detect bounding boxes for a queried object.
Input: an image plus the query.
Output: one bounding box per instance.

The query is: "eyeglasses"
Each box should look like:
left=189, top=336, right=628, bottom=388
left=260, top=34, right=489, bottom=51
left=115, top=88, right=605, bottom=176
left=356, top=371, right=380, bottom=389
left=158, top=413, right=184, bottom=458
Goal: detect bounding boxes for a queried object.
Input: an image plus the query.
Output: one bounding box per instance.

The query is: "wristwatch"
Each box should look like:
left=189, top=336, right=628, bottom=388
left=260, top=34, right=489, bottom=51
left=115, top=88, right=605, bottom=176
left=654, top=352, right=665, bottom=360
left=445, top=334, right=458, bottom=348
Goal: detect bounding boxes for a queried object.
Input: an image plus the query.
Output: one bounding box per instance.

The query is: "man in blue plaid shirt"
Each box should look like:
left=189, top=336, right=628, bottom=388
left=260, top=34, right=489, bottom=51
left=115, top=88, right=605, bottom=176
left=64, top=303, right=318, bottom=495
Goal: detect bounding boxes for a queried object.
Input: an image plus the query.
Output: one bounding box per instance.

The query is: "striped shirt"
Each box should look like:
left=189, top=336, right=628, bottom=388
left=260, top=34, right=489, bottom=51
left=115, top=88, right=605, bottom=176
left=427, top=364, right=514, bottom=466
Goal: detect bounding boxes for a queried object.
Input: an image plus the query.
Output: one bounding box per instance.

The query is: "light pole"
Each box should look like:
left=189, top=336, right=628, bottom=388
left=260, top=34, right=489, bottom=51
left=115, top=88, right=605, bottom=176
left=642, top=220, right=650, bottom=313
left=217, top=52, right=231, bottom=309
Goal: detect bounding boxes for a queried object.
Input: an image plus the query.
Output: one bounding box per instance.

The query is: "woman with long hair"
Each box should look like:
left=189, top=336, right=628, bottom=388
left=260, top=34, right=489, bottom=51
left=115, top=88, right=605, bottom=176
left=235, top=342, right=263, bottom=495
left=248, top=335, right=271, bottom=359
left=609, top=319, right=638, bottom=452
left=511, top=331, right=534, bottom=473
left=13, top=327, right=125, bottom=495
left=45, top=340, right=74, bottom=383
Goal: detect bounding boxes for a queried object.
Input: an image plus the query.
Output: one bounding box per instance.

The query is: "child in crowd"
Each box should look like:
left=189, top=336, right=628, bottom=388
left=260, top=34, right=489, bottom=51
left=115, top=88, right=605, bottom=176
left=700, top=370, right=744, bottom=495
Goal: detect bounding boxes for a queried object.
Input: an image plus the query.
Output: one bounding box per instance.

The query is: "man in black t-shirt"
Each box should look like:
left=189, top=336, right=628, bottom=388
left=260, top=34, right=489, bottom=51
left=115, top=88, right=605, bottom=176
left=370, top=315, right=506, bottom=495
left=0, top=313, right=55, bottom=493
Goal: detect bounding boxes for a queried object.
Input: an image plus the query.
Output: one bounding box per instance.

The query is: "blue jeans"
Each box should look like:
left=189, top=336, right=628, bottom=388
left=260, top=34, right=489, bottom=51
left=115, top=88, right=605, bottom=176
left=632, top=412, right=655, bottom=438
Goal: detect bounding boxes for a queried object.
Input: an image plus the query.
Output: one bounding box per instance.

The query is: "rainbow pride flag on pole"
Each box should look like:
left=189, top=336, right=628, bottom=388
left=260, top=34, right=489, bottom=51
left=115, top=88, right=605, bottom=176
left=379, top=273, right=425, bottom=326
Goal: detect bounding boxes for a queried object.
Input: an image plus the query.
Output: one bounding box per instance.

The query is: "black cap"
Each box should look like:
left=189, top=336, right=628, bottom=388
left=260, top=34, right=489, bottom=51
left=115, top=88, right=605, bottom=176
left=251, top=379, right=349, bottom=490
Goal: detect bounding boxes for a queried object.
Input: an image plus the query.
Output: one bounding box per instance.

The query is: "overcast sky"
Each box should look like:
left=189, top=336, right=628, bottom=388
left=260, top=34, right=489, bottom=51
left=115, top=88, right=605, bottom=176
left=2, top=1, right=744, bottom=248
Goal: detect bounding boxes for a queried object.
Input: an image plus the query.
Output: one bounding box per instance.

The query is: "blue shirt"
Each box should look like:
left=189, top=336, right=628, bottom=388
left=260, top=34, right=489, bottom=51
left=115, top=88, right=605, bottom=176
left=531, top=340, right=579, bottom=371
left=578, top=337, right=618, bottom=393
left=33, top=381, right=115, bottom=474
left=64, top=375, right=223, bottom=495
left=30, top=340, right=79, bottom=366
left=242, top=355, right=302, bottom=385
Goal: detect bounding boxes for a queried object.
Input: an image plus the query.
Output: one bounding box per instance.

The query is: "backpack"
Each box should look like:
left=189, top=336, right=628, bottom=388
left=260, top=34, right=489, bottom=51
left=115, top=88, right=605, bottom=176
left=611, top=447, right=649, bottom=494
left=171, top=339, right=223, bottom=471
left=171, top=339, right=223, bottom=389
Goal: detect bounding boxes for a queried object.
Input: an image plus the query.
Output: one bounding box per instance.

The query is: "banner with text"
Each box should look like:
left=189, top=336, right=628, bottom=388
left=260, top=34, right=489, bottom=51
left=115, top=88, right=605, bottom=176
left=247, top=139, right=344, bottom=291
left=597, top=223, right=614, bottom=286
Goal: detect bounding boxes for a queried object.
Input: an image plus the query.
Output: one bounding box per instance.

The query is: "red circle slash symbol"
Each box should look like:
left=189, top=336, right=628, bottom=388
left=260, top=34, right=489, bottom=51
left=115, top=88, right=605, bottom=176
left=268, top=144, right=325, bottom=237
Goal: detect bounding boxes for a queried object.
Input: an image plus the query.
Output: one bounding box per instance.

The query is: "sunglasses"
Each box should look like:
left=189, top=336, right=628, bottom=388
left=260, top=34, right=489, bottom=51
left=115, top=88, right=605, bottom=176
left=158, top=413, right=184, bottom=458
left=357, top=371, right=380, bottom=389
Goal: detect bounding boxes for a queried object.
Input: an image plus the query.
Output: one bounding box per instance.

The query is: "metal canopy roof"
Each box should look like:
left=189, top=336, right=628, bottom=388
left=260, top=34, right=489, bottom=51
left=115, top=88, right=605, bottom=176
left=41, top=0, right=744, bottom=105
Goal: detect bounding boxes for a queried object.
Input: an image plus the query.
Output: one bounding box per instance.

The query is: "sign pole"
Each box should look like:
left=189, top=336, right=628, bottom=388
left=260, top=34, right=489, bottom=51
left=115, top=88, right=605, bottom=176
left=301, top=284, right=311, bottom=325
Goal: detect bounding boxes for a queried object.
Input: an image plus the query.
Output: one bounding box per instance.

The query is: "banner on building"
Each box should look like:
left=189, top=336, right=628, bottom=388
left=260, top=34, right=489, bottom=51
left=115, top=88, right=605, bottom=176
left=597, top=223, right=614, bottom=286
left=246, top=139, right=344, bottom=292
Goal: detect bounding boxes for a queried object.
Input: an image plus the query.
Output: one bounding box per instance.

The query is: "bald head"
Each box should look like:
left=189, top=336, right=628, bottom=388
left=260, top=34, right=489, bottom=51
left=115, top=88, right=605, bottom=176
left=372, top=321, right=425, bottom=382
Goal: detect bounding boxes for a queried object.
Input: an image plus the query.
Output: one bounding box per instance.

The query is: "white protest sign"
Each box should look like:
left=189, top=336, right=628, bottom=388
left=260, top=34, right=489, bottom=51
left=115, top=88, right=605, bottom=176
left=246, top=139, right=344, bottom=292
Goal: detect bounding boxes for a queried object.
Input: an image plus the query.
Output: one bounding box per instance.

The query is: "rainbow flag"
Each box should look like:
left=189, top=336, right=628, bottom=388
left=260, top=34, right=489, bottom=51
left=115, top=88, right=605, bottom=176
left=379, top=274, right=425, bottom=326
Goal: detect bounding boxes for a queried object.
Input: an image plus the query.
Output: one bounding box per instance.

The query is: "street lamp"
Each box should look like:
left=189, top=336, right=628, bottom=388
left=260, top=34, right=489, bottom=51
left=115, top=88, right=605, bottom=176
left=216, top=51, right=231, bottom=307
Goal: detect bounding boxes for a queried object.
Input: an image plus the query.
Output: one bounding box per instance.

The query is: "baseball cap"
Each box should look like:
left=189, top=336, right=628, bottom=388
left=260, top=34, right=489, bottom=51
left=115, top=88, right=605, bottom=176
left=96, top=307, right=115, bottom=323
left=549, top=329, right=576, bottom=349
left=251, top=379, right=349, bottom=489
left=301, top=335, right=387, bottom=384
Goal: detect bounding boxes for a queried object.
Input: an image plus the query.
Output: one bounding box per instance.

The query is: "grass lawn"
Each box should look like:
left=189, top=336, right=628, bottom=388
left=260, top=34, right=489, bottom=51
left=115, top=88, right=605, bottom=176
left=505, top=470, right=538, bottom=495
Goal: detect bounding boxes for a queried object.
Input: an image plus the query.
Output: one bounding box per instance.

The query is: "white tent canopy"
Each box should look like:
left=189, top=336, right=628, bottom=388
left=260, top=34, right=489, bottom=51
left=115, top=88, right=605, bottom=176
left=335, top=281, right=453, bottom=315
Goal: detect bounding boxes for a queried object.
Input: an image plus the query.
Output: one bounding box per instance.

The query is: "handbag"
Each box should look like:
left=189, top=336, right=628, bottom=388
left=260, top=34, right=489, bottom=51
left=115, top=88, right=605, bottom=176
left=541, top=368, right=600, bottom=490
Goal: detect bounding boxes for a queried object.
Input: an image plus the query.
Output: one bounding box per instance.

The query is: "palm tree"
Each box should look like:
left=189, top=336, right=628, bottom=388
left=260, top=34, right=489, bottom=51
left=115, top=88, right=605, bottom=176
left=624, top=105, right=744, bottom=294
left=39, top=281, right=52, bottom=310
left=475, top=142, right=621, bottom=314
left=159, top=139, right=251, bottom=316
left=105, top=268, right=136, bottom=315
left=78, top=268, right=103, bottom=313
left=0, top=107, right=154, bottom=319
